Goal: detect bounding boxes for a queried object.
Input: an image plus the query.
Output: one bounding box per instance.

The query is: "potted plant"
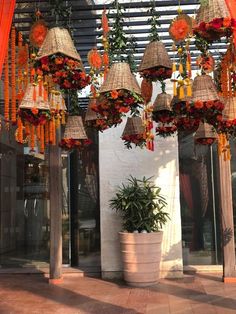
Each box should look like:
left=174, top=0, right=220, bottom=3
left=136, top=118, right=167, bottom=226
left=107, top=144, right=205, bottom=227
left=110, top=176, right=169, bottom=287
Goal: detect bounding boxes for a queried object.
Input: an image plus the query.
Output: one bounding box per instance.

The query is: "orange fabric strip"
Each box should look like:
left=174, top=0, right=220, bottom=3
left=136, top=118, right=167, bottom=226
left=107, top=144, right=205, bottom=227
left=0, top=0, right=16, bottom=77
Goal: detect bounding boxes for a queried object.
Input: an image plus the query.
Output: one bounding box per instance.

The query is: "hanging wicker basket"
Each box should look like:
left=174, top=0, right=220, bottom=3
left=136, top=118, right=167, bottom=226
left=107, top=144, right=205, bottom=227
left=122, top=116, right=145, bottom=137
left=153, top=93, right=172, bottom=112
left=139, top=41, right=172, bottom=71
left=100, top=62, right=141, bottom=95
left=36, top=27, right=83, bottom=66
left=194, top=122, right=217, bottom=145
left=192, top=75, right=219, bottom=102
left=222, top=97, right=236, bottom=120
left=19, top=83, right=50, bottom=110
left=195, top=0, right=230, bottom=25
left=152, top=93, right=174, bottom=123
left=85, top=99, right=101, bottom=121
left=64, top=116, right=87, bottom=140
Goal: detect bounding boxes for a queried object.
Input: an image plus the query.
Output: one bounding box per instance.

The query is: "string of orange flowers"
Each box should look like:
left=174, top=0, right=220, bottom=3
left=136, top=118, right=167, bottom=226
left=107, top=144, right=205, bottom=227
left=4, top=50, right=9, bottom=127
left=11, top=27, right=17, bottom=125
left=40, top=124, right=45, bottom=153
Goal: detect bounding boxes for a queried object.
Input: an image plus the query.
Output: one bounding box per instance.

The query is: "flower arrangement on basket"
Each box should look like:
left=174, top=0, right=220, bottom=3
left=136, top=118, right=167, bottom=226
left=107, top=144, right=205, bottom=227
left=175, top=116, right=200, bottom=132
left=188, top=99, right=224, bottom=125
left=156, top=123, right=177, bottom=137
left=122, top=133, right=147, bottom=149
left=59, top=138, right=92, bottom=151
left=195, top=137, right=216, bottom=145
left=85, top=118, right=109, bottom=132
left=140, top=67, right=172, bottom=82
left=93, top=89, right=143, bottom=128
left=18, top=108, right=51, bottom=126
left=152, top=110, right=174, bottom=124
left=194, top=18, right=236, bottom=42
left=34, top=54, right=90, bottom=90
left=217, top=119, right=236, bottom=137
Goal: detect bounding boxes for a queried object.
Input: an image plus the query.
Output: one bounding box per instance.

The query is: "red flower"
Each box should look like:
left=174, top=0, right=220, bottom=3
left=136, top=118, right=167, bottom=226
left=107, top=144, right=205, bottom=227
left=41, top=56, right=49, bottom=65
left=210, top=18, right=223, bottom=30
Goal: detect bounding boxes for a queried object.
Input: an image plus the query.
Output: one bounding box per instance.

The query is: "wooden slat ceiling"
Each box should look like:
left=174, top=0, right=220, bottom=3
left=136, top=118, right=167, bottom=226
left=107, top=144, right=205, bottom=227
left=14, top=0, right=228, bottom=71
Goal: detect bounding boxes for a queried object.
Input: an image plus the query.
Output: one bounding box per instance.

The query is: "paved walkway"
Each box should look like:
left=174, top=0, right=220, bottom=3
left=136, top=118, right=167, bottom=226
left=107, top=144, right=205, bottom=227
left=0, top=273, right=236, bottom=313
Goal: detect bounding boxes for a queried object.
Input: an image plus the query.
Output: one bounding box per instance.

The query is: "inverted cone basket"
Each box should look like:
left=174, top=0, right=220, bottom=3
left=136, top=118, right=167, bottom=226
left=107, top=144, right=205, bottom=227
left=139, top=41, right=172, bottom=72
left=195, top=122, right=216, bottom=140
left=36, top=27, right=84, bottom=67
left=222, top=97, right=236, bottom=120
left=196, top=0, right=230, bottom=24
left=64, top=116, right=87, bottom=140
left=49, top=90, right=67, bottom=111
left=192, top=75, right=219, bottom=102
left=153, top=93, right=172, bottom=112
left=19, top=83, right=50, bottom=110
left=122, top=117, right=145, bottom=137
left=100, top=62, right=141, bottom=95
left=85, top=99, right=102, bottom=121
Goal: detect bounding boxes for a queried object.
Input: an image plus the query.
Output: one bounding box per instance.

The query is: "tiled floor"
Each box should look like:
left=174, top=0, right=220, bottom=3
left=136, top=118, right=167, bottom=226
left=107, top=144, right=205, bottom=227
left=0, top=273, right=236, bottom=313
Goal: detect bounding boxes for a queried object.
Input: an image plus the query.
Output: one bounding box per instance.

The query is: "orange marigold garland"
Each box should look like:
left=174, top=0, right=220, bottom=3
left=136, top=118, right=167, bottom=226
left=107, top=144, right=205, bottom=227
left=141, top=78, right=153, bottom=104
left=88, top=48, right=102, bottom=71
left=169, top=14, right=192, bottom=43
left=11, top=26, right=17, bottom=125
left=40, top=124, right=45, bottom=153
left=4, top=50, right=9, bottom=126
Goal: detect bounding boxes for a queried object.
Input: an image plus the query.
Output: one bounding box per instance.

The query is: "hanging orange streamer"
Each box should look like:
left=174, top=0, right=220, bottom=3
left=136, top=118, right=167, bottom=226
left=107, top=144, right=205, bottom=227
left=225, top=0, right=236, bottom=48
left=0, top=0, right=16, bottom=77
left=40, top=124, right=45, bottom=153
left=11, top=26, right=17, bottom=124
left=4, top=51, right=9, bottom=124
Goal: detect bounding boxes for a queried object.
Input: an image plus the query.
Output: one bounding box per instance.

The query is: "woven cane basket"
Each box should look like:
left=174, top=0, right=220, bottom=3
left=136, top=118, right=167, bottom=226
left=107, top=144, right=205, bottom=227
left=153, top=93, right=172, bottom=112
left=194, top=122, right=216, bottom=140
left=85, top=99, right=101, bottom=121
left=138, top=41, right=172, bottom=72
left=19, top=83, right=50, bottom=110
left=196, top=0, right=230, bottom=24
left=122, top=117, right=145, bottom=137
left=221, top=97, right=236, bottom=120
left=36, top=27, right=84, bottom=68
left=64, top=116, right=87, bottom=139
left=100, top=62, right=141, bottom=94
left=192, top=75, right=219, bottom=102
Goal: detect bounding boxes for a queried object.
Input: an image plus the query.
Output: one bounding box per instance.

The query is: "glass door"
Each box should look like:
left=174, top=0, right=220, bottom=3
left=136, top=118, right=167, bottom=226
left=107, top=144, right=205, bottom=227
left=179, top=132, right=222, bottom=265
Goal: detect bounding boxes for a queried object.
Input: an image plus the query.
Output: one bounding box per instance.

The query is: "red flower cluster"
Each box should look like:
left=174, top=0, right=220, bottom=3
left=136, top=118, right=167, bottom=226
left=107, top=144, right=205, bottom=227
left=156, top=123, right=177, bottom=137
left=122, top=133, right=146, bottom=149
left=195, top=138, right=215, bottom=145
left=175, top=117, right=200, bottom=132
left=194, top=17, right=236, bottom=41
left=92, top=90, right=144, bottom=128
left=140, top=67, right=172, bottom=82
left=18, top=108, right=51, bottom=126
left=85, top=119, right=109, bottom=132
left=152, top=110, right=174, bottom=123
left=34, top=54, right=91, bottom=90
left=59, top=138, right=92, bottom=151
left=216, top=119, right=236, bottom=137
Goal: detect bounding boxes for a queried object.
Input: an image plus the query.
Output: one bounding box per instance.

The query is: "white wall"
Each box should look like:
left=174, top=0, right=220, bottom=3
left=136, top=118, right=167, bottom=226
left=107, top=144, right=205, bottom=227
left=99, top=122, right=183, bottom=279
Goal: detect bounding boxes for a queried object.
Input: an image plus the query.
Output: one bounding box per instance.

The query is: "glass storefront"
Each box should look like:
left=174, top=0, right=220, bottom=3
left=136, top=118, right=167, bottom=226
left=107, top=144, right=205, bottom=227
left=179, top=132, right=222, bottom=265
left=0, top=125, right=100, bottom=270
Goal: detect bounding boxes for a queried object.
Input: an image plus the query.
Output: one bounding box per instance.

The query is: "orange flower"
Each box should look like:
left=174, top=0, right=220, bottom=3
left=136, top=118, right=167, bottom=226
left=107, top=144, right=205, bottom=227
left=169, top=18, right=191, bottom=41
left=80, top=72, right=86, bottom=79
left=119, top=106, right=130, bottom=113
left=194, top=100, right=204, bottom=109
left=18, top=47, right=28, bottom=67
left=223, top=17, right=231, bottom=28
left=31, top=108, right=39, bottom=115
left=111, top=90, right=119, bottom=99
left=87, top=48, right=102, bottom=70
left=55, top=57, right=64, bottom=65
left=205, top=100, right=214, bottom=109
left=29, top=20, right=48, bottom=48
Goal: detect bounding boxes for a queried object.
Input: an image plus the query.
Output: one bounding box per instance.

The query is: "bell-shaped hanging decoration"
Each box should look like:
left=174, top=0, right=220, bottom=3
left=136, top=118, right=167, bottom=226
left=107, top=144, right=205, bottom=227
left=49, top=90, right=67, bottom=111
left=100, top=62, right=141, bottom=94
left=121, top=116, right=146, bottom=149
left=194, top=0, right=233, bottom=41
left=18, top=83, right=51, bottom=126
left=85, top=99, right=108, bottom=132
left=60, top=116, right=91, bottom=151
left=36, top=27, right=83, bottom=66
left=152, top=92, right=173, bottom=123
left=64, top=116, right=87, bottom=140
left=192, top=75, right=219, bottom=102
left=194, top=122, right=217, bottom=145
left=138, top=41, right=172, bottom=82
left=216, top=96, right=236, bottom=137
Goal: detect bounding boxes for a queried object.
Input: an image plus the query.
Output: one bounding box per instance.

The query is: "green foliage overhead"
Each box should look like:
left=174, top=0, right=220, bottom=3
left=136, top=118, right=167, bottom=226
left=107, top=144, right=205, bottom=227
left=110, top=176, right=169, bottom=233
left=148, top=5, right=160, bottom=42
left=108, top=0, right=137, bottom=72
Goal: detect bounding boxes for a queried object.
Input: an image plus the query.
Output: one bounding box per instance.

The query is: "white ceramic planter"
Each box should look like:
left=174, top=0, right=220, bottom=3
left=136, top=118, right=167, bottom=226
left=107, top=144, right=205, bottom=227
left=119, top=231, right=163, bottom=287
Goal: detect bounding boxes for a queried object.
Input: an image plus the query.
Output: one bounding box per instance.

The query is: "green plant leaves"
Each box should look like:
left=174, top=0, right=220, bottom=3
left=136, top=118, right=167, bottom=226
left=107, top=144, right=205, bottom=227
left=110, top=176, right=169, bottom=232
